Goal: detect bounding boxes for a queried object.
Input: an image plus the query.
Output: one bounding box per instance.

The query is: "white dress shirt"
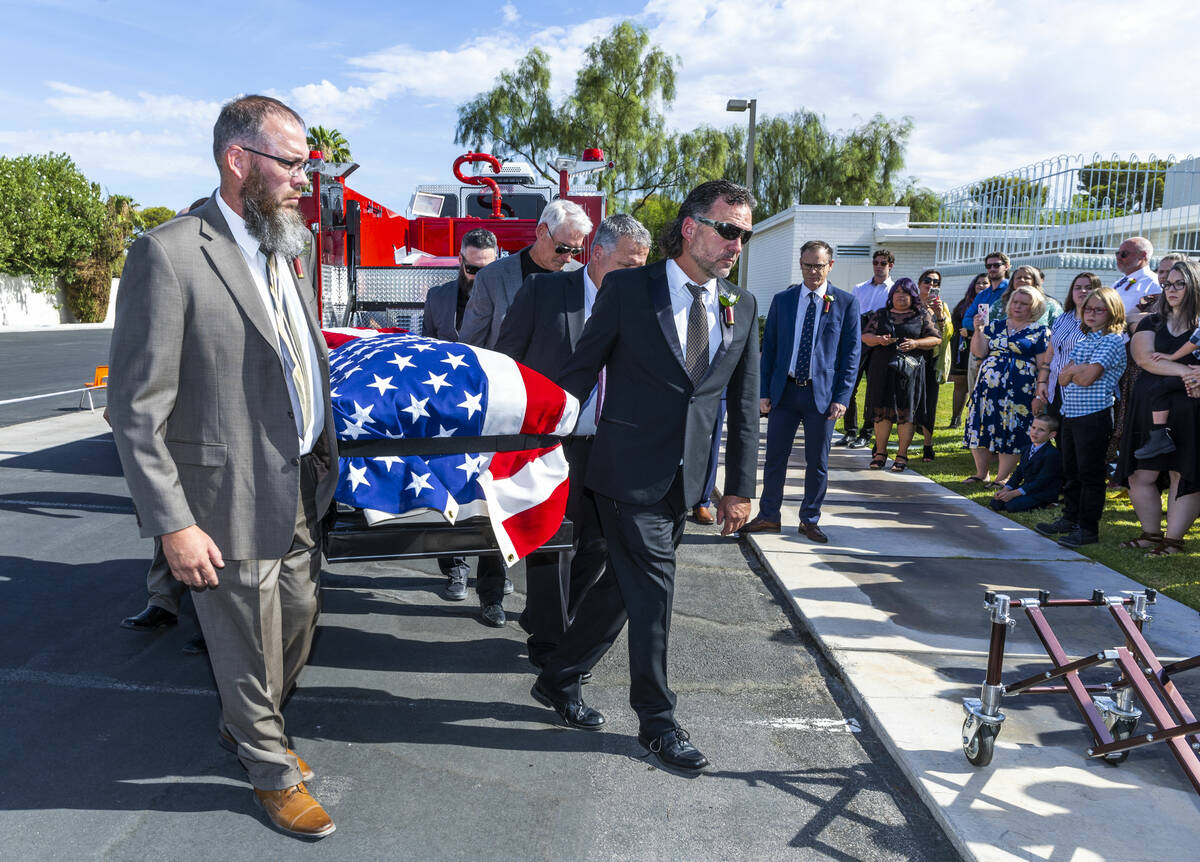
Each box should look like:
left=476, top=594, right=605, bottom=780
left=665, top=258, right=720, bottom=364
left=787, top=283, right=829, bottom=380
left=576, top=266, right=602, bottom=435
left=853, top=277, right=893, bottom=314
left=1111, top=266, right=1160, bottom=313
left=216, top=193, right=324, bottom=454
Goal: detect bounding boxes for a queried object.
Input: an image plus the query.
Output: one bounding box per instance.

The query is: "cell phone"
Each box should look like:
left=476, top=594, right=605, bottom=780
left=929, top=287, right=941, bottom=302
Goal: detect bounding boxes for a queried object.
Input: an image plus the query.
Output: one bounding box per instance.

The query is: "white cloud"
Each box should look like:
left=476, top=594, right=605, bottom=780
left=640, top=0, right=1200, bottom=192
left=0, top=127, right=213, bottom=190
left=501, top=3, right=519, bottom=24
left=45, top=82, right=220, bottom=126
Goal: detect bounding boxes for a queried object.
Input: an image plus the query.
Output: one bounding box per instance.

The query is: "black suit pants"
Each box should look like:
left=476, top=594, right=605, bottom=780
left=520, top=439, right=607, bottom=662
left=538, top=470, right=686, bottom=737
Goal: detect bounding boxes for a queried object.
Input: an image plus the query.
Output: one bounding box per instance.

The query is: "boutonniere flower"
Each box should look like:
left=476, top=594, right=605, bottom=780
left=292, top=257, right=305, bottom=279
left=718, top=291, right=739, bottom=327
left=822, top=293, right=834, bottom=313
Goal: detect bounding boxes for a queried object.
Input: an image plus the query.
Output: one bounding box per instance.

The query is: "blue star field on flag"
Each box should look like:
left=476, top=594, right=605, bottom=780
left=329, top=334, right=492, bottom=521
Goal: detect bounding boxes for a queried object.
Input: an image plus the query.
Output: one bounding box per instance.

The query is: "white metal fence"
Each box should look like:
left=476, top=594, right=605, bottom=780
left=935, top=153, right=1200, bottom=265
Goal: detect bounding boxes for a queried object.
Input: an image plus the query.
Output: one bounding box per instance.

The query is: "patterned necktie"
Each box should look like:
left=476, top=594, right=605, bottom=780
left=794, top=292, right=817, bottom=380
left=265, top=252, right=313, bottom=439
left=685, top=283, right=710, bottom=384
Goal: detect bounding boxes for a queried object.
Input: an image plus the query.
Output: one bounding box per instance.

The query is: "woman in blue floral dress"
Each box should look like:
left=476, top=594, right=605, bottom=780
left=963, top=285, right=1052, bottom=485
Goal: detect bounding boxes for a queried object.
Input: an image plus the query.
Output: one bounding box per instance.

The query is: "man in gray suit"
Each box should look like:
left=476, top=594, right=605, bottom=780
left=458, top=198, right=591, bottom=350
left=108, top=95, right=338, bottom=839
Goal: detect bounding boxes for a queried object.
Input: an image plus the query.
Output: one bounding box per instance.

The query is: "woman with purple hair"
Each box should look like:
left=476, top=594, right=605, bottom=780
left=859, top=278, right=943, bottom=471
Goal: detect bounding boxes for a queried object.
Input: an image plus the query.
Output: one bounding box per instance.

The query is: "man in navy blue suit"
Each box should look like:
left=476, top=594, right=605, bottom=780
left=741, top=240, right=861, bottom=542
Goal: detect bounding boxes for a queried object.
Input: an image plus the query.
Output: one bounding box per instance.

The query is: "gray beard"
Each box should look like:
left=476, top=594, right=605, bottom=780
left=242, top=178, right=309, bottom=258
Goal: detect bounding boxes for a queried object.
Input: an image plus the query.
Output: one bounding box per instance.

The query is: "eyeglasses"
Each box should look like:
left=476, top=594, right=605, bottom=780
left=694, top=215, right=753, bottom=244
left=800, top=261, right=830, bottom=272
left=462, top=263, right=485, bottom=275
left=553, top=242, right=584, bottom=256
left=1081, top=306, right=1109, bottom=315
left=919, top=277, right=941, bottom=286
left=1116, top=250, right=1137, bottom=259
left=240, top=146, right=309, bottom=177
left=985, top=262, right=1004, bottom=269
left=1162, top=279, right=1189, bottom=291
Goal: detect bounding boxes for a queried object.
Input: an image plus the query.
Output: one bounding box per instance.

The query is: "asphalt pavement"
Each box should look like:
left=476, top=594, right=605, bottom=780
left=0, top=328, right=112, bottom=427
left=0, top=411, right=956, bottom=861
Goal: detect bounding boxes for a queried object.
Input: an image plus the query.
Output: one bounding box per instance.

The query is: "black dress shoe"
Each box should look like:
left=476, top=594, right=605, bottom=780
left=638, top=727, right=709, bottom=775
left=182, top=633, right=207, bottom=655
left=530, top=682, right=605, bottom=730
left=120, top=606, right=178, bottom=631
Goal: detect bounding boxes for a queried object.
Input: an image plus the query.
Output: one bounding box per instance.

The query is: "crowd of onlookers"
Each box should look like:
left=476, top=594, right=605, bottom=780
left=839, top=241, right=1200, bottom=557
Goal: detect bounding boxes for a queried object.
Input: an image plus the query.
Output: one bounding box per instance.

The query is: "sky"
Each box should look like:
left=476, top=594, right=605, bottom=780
left=2, top=0, right=1198, bottom=216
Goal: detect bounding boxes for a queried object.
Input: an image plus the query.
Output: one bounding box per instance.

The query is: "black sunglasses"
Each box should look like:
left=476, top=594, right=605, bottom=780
left=694, top=215, right=753, bottom=244
left=462, top=263, right=484, bottom=275
left=920, top=277, right=941, bottom=286
left=985, top=262, right=1003, bottom=269
left=554, top=243, right=584, bottom=256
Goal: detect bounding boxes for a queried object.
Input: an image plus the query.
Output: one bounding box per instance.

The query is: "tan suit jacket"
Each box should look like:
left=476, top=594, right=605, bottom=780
left=108, top=196, right=337, bottom=561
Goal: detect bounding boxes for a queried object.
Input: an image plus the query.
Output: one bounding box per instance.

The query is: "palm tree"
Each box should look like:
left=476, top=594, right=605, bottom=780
left=306, top=126, right=352, bottom=163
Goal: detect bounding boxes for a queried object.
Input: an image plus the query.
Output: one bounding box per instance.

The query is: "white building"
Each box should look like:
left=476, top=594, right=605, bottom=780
left=745, top=153, right=1200, bottom=317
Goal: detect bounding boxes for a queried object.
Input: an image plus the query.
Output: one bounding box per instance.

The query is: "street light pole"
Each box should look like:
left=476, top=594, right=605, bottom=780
left=726, top=98, right=756, bottom=288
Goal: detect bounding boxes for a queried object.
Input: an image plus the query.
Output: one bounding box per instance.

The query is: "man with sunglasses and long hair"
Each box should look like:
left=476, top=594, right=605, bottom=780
left=529, top=181, right=760, bottom=777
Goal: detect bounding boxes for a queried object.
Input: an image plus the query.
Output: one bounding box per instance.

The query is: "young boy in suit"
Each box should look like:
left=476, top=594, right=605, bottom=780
left=990, top=416, right=1062, bottom=512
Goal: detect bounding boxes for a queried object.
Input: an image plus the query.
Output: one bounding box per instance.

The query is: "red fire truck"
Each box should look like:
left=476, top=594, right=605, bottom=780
left=299, top=148, right=611, bottom=332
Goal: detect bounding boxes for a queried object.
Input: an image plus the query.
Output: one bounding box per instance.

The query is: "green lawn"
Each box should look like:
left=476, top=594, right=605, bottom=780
left=862, top=381, right=1200, bottom=609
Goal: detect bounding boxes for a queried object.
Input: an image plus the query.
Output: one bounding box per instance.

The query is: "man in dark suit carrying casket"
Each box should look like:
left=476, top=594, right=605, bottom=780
left=494, top=214, right=651, bottom=668
left=529, top=181, right=760, bottom=776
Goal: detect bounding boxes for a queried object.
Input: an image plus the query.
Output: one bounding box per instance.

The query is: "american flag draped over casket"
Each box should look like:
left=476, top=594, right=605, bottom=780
left=323, top=331, right=579, bottom=565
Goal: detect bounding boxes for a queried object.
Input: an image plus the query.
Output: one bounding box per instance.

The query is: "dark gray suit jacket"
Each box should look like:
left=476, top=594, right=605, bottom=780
left=459, top=248, right=581, bottom=350
left=108, top=196, right=338, bottom=560
left=421, top=277, right=461, bottom=342
left=493, top=267, right=587, bottom=376
left=557, top=260, right=760, bottom=508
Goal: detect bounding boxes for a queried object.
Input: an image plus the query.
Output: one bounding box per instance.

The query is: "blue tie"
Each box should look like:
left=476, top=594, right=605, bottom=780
left=794, top=293, right=817, bottom=381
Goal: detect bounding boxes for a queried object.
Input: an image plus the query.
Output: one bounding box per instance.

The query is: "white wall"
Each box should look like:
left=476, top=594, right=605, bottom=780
left=0, top=275, right=119, bottom=329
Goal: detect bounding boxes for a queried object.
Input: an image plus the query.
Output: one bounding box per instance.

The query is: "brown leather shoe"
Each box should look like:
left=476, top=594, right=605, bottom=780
left=254, top=782, right=335, bottom=838
left=691, top=505, right=715, bottom=525
left=801, top=523, right=829, bottom=543
left=739, top=517, right=781, bottom=534
left=220, top=731, right=314, bottom=782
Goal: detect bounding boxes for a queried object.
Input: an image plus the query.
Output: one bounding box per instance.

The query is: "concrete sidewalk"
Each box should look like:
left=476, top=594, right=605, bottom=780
left=744, top=436, right=1200, bottom=861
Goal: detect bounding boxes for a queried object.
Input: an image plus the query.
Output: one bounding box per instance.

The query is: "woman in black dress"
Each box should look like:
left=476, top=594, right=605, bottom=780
left=949, top=273, right=988, bottom=428
left=1113, top=259, right=1200, bottom=557
left=860, top=278, right=942, bottom=472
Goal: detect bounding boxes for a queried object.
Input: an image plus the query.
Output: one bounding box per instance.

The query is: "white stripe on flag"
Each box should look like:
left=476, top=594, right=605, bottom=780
left=472, top=348, right=526, bottom=435
left=478, top=445, right=569, bottom=566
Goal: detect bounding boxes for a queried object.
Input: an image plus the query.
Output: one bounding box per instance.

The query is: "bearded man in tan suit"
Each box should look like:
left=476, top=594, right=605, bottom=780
left=108, top=95, right=338, bottom=838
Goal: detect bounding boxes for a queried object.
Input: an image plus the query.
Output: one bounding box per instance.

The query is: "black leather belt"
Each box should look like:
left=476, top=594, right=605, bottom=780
left=788, top=376, right=812, bottom=387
